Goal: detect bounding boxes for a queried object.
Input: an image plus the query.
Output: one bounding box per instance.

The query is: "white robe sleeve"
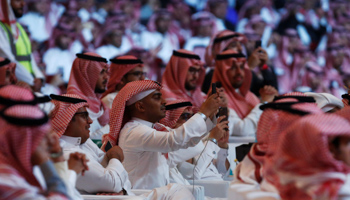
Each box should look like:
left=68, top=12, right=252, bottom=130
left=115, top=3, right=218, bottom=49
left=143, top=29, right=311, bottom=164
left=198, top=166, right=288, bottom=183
left=75, top=158, right=129, bottom=194
left=127, top=114, right=209, bottom=153
left=192, top=141, right=220, bottom=180
left=228, top=104, right=263, bottom=136
left=54, top=161, right=83, bottom=200
left=167, top=141, right=205, bottom=168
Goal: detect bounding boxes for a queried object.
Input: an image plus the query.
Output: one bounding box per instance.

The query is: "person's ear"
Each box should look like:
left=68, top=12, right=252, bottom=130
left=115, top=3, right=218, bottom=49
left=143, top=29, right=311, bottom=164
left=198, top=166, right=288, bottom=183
left=135, top=101, right=146, bottom=113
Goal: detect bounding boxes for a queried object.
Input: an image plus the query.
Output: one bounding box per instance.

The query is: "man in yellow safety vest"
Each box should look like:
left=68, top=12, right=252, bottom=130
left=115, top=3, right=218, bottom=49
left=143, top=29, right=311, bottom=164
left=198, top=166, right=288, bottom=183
left=0, top=0, right=44, bottom=91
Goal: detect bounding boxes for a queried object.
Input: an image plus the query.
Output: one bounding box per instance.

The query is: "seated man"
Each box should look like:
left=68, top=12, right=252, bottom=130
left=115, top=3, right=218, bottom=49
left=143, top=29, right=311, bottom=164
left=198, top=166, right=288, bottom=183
left=103, top=80, right=222, bottom=189
left=234, top=93, right=322, bottom=189
left=162, top=50, right=206, bottom=111
left=102, top=55, right=145, bottom=109
left=67, top=53, right=110, bottom=140
left=0, top=105, right=68, bottom=199
left=212, top=49, right=278, bottom=136
left=51, top=94, right=195, bottom=199
left=0, top=85, right=88, bottom=199
left=264, top=114, right=350, bottom=199
left=160, top=100, right=231, bottom=181
left=50, top=94, right=130, bottom=195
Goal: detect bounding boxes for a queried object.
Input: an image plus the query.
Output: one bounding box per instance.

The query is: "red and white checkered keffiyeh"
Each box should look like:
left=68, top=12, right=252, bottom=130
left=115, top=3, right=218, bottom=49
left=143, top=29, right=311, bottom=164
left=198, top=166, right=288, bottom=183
left=50, top=94, right=89, bottom=138
left=159, top=99, right=193, bottom=128
left=265, top=114, right=350, bottom=200
left=103, top=80, right=162, bottom=149
left=0, top=105, right=50, bottom=193
left=212, top=49, right=260, bottom=119
left=0, top=85, right=36, bottom=110
left=236, top=92, right=322, bottom=184
left=102, top=55, right=143, bottom=98
left=0, top=0, right=19, bottom=39
left=335, top=106, right=350, bottom=122
left=0, top=57, right=16, bottom=86
left=161, top=49, right=205, bottom=111
left=67, top=52, right=110, bottom=126
left=205, top=30, right=247, bottom=66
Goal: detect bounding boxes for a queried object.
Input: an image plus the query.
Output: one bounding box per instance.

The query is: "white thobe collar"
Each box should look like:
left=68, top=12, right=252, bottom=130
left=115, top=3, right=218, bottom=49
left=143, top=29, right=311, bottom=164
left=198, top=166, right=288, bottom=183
left=60, top=135, right=82, bottom=146
left=131, top=117, right=154, bottom=128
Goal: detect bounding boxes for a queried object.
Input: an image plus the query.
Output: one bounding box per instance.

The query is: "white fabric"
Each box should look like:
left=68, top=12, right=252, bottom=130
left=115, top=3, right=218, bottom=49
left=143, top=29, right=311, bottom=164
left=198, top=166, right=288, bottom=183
left=215, top=18, right=226, bottom=32
left=102, top=91, right=118, bottom=109
left=127, top=89, right=156, bottom=106
left=304, top=92, right=344, bottom=112
left=183, top=37, right=210, bottom=52
left=338, top=174, right=350, bottom=200
left=228, top=104, right=263, bottom=137
left=228, top=181, right=280, bottom=200
left=87, top=108, right=108, bottom=140
left=95, top=37, right=132, bottom=60
left=43, top=47, right=75, bottom=83
left=118, top=114, right=209, bottom=189
left=140, top=183, right=195, bottom=200
left=140, top=31, right=179, bottom=64
left=54, top=161, right=83, bottom=200
left=18, top=3, right=65, bottom=42
left=187, top=179, right=231, bottom=198
left=60, top=136, right=133, bottom=195
left=177, top=142, right=223, bottom=181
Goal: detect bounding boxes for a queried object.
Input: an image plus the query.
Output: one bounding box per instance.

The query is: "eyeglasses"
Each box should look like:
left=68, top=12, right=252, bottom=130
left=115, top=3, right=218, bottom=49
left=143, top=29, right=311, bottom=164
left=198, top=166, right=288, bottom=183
left=74, top=111, right=90, bottom=121
left=126, top=71, right=147, bottom=78
left=188, top=67, right=201, bottom=75
left=179, top=113, right=193, bottom=121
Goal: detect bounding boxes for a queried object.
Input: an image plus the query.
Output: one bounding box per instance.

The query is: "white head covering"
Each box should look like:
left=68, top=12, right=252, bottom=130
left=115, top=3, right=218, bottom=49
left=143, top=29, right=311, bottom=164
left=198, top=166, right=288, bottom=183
left=305, top=92, right=344, bottom=112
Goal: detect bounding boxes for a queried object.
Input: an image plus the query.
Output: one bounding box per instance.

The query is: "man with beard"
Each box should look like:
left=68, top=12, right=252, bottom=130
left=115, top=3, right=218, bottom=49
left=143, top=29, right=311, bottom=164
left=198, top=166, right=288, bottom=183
left=0, top=0, right=45, bottom=90
left=162, top=50, right=206, bottom=112
left=212, top=49, right=278, bottom=136
left=103, top=80, right=223, bottom=189
left=67, top=53, right=109, bottom=141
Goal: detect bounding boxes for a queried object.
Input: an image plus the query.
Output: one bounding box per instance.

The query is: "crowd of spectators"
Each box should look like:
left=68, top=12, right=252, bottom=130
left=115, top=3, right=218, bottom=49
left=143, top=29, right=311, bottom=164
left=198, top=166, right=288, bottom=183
left=5, top=0, right=350, bottom=98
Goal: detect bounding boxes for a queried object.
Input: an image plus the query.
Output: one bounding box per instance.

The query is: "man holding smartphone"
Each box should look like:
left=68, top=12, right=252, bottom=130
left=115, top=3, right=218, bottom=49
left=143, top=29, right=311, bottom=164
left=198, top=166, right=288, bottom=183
left=212, top=49, right=278, bottom=137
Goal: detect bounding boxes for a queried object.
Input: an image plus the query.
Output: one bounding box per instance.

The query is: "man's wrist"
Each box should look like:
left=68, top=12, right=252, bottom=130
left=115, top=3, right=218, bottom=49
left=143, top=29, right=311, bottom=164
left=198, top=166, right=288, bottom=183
left=208, top=138, right=217, bottom=145
left=197, top=112, right=208, bottom=121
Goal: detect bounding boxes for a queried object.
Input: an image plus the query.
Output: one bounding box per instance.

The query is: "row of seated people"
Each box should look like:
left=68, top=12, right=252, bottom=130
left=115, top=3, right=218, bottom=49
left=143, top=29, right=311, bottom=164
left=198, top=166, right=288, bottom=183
left=0, top=48, right=349, bottom=199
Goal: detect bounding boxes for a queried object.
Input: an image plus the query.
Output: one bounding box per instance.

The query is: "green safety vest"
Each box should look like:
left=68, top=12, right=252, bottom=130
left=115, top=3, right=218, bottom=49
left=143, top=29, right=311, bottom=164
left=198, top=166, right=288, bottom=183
left=0, top=22, right=34, bottom=75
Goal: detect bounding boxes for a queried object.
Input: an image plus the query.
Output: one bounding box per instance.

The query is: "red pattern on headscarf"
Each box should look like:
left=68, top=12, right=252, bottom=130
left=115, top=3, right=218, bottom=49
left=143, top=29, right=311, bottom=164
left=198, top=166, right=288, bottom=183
left=212, top=49, right=260, bottom=119
left=161, top=49, right=205, bottom=111
left=50, top=94, right=89, bottom=138
left=102, top=55, right=143, bottom=98
left=0, top=57, right=17, bottom=86
left=0, top=85, right=35, bottom=110
left=102, top=80, right=162, bottom=149
left=0, top=105, right=50, bottom=191
left=236, top=92, right=322, bottom=184
left=265, top=114, right=350, bottom=200
left=159, top=99, right=193, bottom=129
left=205, top=30, right=247, bottom=67
left=67, top=52, right=110, bottom=126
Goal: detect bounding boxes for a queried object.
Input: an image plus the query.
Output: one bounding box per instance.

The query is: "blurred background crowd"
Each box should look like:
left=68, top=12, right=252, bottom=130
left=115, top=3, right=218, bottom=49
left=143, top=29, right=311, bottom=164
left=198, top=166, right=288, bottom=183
left=8, top=0, right=350, bottom=98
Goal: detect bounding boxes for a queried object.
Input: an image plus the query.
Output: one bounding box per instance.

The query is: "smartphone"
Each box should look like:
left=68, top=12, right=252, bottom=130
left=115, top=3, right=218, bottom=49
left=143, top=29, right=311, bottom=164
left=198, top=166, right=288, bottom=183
left=255, top=40, right=262, bottom=49
left=215, top=81, right=228, bottom=131
left=212, top=83, right=216, bottom=94
left=105, top=141, right=113, bottom=151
